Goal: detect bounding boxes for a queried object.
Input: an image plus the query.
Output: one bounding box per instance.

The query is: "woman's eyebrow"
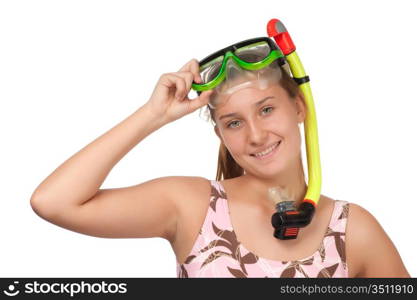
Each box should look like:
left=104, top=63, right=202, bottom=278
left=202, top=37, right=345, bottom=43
left=218, top=96, right=275, bottom=120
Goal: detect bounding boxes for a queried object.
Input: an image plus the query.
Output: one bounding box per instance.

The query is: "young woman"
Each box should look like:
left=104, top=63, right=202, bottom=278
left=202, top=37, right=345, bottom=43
left=30, top=37, right=410, bottom=278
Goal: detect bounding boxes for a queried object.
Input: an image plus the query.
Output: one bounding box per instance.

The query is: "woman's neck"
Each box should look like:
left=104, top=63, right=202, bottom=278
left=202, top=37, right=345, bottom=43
left=239, top=160, right=307, bottom=209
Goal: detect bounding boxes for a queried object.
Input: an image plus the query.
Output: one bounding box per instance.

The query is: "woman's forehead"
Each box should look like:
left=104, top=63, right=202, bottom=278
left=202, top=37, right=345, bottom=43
left=215, top=85, right=284, bottom=112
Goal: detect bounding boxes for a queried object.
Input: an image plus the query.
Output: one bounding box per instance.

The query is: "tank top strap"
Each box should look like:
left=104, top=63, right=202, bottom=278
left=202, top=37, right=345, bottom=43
left=198, top=180, right=234, bottom=236
left=318, top=199, right=350, bottom=273
left=327, top=200, right=350, bottom=234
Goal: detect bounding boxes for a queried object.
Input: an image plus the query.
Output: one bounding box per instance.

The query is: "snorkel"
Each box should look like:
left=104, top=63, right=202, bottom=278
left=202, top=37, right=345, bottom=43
left=267, top=18, right=321, bottom=240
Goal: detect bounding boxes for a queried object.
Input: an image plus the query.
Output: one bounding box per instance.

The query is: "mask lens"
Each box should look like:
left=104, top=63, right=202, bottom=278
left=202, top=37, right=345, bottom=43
left=234, top=41, right=271, bottom=63
left=199, top=55, right=224, bottom=84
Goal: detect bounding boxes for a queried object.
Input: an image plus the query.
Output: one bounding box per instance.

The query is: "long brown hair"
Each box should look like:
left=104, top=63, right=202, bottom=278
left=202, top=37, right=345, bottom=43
left=207, top=64, right=304, bottom=181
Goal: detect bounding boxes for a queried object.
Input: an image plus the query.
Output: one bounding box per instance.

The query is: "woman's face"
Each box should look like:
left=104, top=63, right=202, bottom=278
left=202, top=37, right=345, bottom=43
left=213, top=84, right=306, bottom=179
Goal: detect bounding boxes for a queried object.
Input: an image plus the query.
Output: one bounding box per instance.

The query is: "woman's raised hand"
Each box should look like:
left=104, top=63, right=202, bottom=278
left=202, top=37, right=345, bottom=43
left=144, top=59, right=213, bottom=124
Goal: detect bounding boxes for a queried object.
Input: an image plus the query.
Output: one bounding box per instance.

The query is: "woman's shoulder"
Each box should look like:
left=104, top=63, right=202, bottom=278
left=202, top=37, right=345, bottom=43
left=344, top=201, right=382, bottom=240
left=340, top=201, right=378, bottom=254
left=318, top=198, right=393, bottom=277
left=170, top=175, right=209, bottom=184
left=157, top=175, right=211, bottom=190
left=141, top=176, right=211, bottom=198
left=343, top=201, right=410, bottom=277
left=166, top=176, right=213, bottom=205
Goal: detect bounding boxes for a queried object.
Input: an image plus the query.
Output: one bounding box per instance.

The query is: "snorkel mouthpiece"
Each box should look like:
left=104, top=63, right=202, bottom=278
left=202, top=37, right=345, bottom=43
left=267, top=187, right=316, bottom=240
left=271, top=202, right=316, bottom=240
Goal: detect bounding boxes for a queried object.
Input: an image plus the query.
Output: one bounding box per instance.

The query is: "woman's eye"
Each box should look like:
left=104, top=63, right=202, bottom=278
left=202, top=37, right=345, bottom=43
left=261, top=106, right=274, bottom=115
left=227, top=120, right=241, bottom=128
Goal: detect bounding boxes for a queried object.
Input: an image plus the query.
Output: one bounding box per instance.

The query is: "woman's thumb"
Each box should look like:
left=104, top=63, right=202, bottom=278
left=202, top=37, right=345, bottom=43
left=188, top=90, right=214, bottom=112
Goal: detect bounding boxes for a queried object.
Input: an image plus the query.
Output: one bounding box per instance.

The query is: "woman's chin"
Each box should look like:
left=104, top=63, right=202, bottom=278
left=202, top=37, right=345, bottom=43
left=244, top=162, right=286, bottom=178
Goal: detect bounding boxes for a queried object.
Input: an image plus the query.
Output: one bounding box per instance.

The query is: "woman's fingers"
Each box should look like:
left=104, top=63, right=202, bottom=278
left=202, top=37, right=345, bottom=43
left=149, top=63, right=213, bottom=123
left=172, top=75, right=187, bottom=99
left=176, top=71, right=195, bottom=95
left=179, top=59, right=202, bottom=83
left=160, top=59, right=209, bottom=103
left=165, top=71, right=196, bottom=99
left=188, top=90, right=214, bottom=112
left=159, top=73, right=187, bottom=99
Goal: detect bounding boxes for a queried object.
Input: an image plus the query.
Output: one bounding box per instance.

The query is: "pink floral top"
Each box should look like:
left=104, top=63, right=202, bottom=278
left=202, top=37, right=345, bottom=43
left=177, top=180, right=350, bottom=278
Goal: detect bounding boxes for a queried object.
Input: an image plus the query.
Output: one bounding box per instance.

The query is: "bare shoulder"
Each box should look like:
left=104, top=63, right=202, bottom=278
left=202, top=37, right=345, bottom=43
left=345, top=202, right=410, bottom=277
left=169, top=176, right=211, bottom=201
left=152, top=175, right=209, bottom=188
left=168, top=175, right=212, bottom=217
left=130, top=175, right=211, bottom=210
left=168, top=176, right=213, bottom=262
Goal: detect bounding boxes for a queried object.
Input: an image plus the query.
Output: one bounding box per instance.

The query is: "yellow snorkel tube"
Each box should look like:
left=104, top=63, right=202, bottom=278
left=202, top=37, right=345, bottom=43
left=267, top=18, right=322, bottom=240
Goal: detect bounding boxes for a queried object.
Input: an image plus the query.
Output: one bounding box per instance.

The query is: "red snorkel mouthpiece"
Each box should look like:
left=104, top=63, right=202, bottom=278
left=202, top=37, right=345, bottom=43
left=267, top=18, right=296, bottom=55
left=271, top=201, right=316, bottom=240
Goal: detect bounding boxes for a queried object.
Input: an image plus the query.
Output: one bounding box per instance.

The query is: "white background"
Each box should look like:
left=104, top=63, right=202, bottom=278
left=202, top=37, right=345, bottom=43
left=1, top=0, right=416, bottom=277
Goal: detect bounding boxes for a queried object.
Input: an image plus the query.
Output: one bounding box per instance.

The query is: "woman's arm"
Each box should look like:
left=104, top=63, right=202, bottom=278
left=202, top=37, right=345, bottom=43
left=30, top=59, right=212, bottom=241
left=30, top=104, right=179, bottom=240
left=31, top=104, right=165, bottom=208
left=346, top=203, right=410, bottom=277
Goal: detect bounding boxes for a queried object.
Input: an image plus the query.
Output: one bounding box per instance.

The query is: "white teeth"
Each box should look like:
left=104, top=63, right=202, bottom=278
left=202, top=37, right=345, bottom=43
left=253, top=141, right=280, bottom=157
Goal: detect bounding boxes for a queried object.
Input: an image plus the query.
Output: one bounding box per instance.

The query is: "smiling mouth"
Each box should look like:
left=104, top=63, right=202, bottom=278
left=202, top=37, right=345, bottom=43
left=250, top=141, right=281, bottom=158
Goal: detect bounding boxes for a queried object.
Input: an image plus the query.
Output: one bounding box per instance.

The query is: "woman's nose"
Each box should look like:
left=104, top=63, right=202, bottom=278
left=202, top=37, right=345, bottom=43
left=247, top=120, right=268, bottom=146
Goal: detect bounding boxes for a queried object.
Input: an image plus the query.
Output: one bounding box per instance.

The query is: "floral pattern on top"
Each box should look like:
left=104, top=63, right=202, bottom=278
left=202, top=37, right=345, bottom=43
left=177, top=180, right=350, bottom=278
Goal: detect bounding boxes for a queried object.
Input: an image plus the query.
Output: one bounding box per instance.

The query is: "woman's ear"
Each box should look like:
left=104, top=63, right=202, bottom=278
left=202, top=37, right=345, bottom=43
left=295, top=92, right=307, bottom=124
